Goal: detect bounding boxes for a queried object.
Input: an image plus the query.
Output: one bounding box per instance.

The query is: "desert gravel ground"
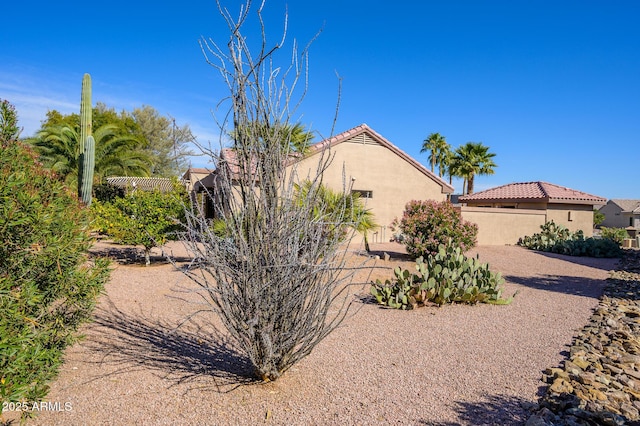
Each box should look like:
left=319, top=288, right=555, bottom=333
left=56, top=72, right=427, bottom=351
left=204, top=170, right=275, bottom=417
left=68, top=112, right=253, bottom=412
left=21, top=241, right=618, bottom=426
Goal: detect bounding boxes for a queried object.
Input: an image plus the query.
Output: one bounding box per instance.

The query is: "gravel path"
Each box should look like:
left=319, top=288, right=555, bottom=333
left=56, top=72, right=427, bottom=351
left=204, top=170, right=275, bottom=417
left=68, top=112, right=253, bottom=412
left=25, top=242, right=617, bottom=425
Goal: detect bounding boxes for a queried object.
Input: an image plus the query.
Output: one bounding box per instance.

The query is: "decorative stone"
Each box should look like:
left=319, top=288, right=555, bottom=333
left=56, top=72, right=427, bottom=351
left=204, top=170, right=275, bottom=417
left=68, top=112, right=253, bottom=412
left=572, top=357, right=590, bottom=370
left=621, top=402, right=640, bottom=420
left=550, top=378, right=574, bottom=394
left=589, top=388, right=608, bottom=401
left=527, top=250, right=640, bottom=425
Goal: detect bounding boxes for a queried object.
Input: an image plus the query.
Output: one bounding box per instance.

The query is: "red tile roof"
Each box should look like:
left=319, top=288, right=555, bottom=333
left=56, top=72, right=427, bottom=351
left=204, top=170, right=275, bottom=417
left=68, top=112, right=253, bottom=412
left=215, top=124, right=454, bottom=193
left=303, top=124, right=454, bottom=193
left=459, top=181, right=606, bottom=205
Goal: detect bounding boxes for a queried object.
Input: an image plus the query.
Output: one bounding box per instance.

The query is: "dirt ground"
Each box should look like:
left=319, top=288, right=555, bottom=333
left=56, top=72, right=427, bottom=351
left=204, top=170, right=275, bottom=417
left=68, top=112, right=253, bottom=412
left=6, top=240, right=619, bottom=425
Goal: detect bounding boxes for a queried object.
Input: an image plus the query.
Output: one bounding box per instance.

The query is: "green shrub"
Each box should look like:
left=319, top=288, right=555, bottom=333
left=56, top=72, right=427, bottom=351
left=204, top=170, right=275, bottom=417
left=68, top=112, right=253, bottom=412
left=518, top=221, right=622, bottom=258
left=91, top=181, right=188, bottom=265
left=0, top=139, right=110, bottom=412
left=600, top=227, right=629, bottom=245
left=393, top=200, right=478, bottom=259
left=93, top=181, right=126, bottom=203
left=371, top=243, right=513, bottom=308
left=294, top=180, right=378, bottom=250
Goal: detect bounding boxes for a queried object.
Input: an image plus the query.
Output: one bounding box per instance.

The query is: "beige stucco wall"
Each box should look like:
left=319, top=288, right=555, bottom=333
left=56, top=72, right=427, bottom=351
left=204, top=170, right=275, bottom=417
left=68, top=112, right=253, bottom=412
left=460, top=207, right=547, bottom=245
left=599, top=201, right=630, bottom=228
left=545, top=204, right=595, bottom=236
left=291, top=135, right=448, bottom=242
left=461, top=202, right=596, bottom=245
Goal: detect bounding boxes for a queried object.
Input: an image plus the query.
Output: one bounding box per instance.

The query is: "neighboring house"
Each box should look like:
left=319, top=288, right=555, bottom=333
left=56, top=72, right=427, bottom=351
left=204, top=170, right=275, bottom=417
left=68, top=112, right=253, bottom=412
left=105, top=176, right=177, bottom=193
left=291, top=124, right=453, bottom=241
left=458, top=181, right=606, bottom=245
left=182, top=167, right=216, bottom=218
left=598, top=199, right=640, bottom=230
left=183, top=124, right=454, bottom=242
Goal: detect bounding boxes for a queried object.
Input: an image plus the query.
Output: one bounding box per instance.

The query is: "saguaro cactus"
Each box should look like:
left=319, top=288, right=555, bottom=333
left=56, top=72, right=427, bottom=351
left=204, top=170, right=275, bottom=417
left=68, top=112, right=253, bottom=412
left=79, top=135, right=95, bottom=206
left=78, top=73, right=94, bottom=205
left=79, top=74, right=91, bottom=156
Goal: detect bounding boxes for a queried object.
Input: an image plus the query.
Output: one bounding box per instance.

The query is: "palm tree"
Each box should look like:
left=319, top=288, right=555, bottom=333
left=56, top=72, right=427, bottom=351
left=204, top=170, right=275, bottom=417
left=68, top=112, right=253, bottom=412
left=31, top=124, right=151, bottom=188
left=420, top=133, right=449, bottom=175
left=232, top=122, right=314, bottom=154
left=452, top=142, right=497, bottom=195
left=294, top=180, right=378, bottom=251
left=285, top=122, right=315, bottom=154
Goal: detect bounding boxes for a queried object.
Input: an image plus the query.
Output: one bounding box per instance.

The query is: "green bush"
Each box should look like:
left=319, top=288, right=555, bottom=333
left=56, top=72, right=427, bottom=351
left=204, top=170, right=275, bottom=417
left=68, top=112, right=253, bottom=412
left=0, top=139, right=110, bottom=412
left=93, top=181, right=126, bottom=203
left=600, top=227, right=629, bottom=246
left=91, top=181, right=188, bottom=265
left=392, top=200, right=478, bottom=259
left=593, top=210, right=605, bottom=227
left=371, top=243, right=513, bottom=308
left=518, top=221, right=622, bottom=258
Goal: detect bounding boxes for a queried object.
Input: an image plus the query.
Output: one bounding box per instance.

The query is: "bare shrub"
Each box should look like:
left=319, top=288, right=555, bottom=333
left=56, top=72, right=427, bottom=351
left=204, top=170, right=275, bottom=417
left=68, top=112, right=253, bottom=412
left=178, top=0, right=372, bottom=382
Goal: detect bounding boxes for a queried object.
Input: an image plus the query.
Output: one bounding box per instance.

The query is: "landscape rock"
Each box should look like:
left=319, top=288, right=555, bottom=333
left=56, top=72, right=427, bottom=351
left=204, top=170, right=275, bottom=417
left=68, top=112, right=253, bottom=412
left=528, top=250, right=640, bottom=425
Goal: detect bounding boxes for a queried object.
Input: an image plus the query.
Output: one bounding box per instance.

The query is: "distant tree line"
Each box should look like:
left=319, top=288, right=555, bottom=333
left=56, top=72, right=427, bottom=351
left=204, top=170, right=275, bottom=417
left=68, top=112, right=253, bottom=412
left=26, top=103, right=195, bottom=188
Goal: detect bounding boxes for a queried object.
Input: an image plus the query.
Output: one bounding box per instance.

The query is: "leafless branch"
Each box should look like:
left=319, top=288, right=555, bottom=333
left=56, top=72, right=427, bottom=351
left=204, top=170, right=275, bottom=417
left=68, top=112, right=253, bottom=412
left=180, top=0, right=372, bottom=382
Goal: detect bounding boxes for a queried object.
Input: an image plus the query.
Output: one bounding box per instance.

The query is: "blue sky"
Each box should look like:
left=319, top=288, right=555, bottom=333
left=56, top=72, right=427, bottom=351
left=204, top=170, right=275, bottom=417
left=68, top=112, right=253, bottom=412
left=2, top=1, right=639, bottom=199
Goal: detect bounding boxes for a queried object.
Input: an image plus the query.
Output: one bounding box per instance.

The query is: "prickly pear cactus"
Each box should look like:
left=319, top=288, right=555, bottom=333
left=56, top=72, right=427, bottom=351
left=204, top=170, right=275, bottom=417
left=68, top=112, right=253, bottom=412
left=371, top=242, right=515, bottom=309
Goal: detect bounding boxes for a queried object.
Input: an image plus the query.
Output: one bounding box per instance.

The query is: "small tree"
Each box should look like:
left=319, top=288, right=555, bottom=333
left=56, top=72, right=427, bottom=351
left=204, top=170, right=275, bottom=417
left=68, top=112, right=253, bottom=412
left=180, top=0, right=371, bottom=382
left=600, top=226, right=628, bottom=246
left=0, top=99, right=21, bottom=141
left=92, top=182, right=187, bottom=265
left=394, top=200, right=478, bottom=258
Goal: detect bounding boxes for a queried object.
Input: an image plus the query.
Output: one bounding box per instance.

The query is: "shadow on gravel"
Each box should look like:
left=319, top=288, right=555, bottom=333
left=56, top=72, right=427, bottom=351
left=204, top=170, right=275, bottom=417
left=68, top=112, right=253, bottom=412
left=418, top=394, right=533, bottom=425
left=89, top=243, right=194, bottom=266
left=80, top=299, right=258, bottom=393
left=531, top=250, right=620, bottom=271
left=504, top=274, right=606, bottom=298
left=366, top=248, right=413, bottom=262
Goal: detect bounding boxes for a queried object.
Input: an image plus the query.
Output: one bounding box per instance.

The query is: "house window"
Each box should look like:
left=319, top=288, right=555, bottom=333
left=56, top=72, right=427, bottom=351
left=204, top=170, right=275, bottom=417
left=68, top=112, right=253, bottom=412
left=352, top=189, right=373, bottom=199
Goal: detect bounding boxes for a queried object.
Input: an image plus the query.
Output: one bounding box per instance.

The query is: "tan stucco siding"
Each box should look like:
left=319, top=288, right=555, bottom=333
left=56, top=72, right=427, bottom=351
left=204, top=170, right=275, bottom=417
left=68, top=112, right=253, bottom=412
left=461, top=202, right=595, bottom=244
left=599, top=201, right=629, bottom=228
left=545, top=204, right=594, bottom=236
left=291, top=138, right=447, bottom=237
left=461, top=207, right=547, bottom=245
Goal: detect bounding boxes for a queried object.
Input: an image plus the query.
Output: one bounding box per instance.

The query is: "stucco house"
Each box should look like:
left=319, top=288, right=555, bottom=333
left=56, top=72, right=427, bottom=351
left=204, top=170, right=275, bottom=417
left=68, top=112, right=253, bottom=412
left=598, top=199, right=640, bottom=230
left=291, top=124, right=453, bottom=241
left=182, top=167, right=216, bottom=218
left=184, top=124, right=454, bottom=242
left=458, top=181, right=606, bottom=245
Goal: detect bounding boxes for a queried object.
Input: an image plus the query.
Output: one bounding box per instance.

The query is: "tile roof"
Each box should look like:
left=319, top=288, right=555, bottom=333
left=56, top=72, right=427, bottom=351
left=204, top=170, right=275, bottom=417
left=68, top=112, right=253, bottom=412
left=458, top=181, right=606, bottom=205
left=215, top=124, right=454, bottom=193
left=610, top=199, right=640, bottom=213
left=183, top=167, right=214, bottom=177
left=106, top=177, right=177, bottom=193
left=304, top=124, right=454, bottom=193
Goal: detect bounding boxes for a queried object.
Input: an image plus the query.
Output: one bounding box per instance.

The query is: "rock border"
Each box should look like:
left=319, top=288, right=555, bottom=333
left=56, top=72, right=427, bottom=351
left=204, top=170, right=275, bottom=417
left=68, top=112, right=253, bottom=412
left=527, top=250, right=640, bottom=426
